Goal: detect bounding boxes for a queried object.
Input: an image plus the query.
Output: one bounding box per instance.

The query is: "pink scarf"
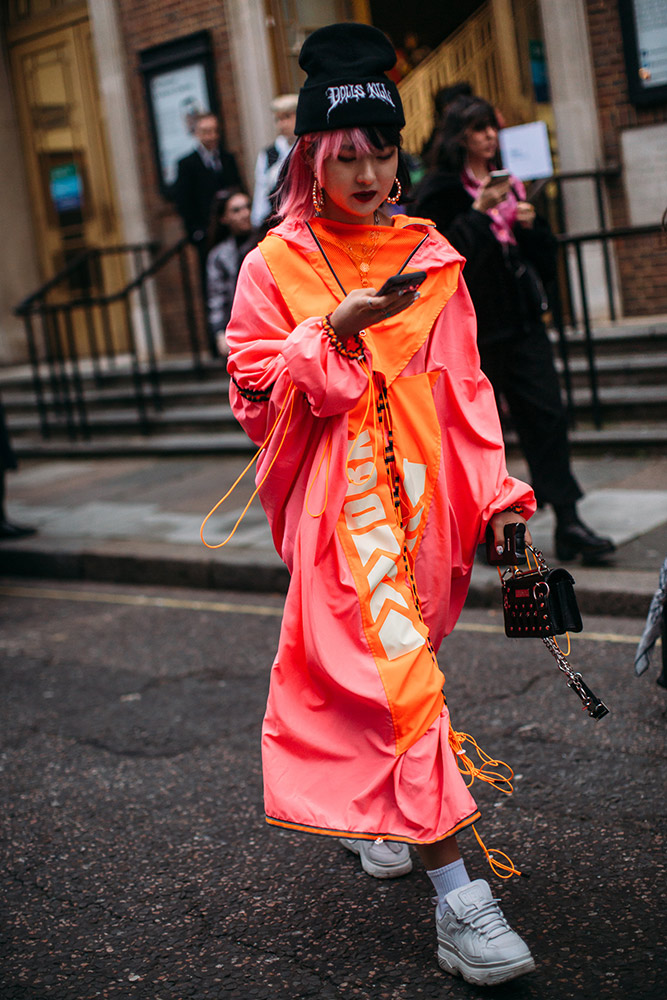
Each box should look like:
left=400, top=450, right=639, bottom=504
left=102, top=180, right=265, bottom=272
left=462, top=166, right=526, bottom=246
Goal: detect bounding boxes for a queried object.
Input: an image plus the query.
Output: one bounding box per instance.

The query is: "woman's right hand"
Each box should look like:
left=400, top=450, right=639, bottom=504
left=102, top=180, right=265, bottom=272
left=472, top=176, right=511, bottom=214
left=329, top=287, right=420, bottom=341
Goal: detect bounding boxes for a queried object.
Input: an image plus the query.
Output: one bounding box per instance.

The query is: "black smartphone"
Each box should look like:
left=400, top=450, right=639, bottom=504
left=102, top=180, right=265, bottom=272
left=376, top=270, right=427, bottom=297
left=485, top=522, right=528, bottom=566
left=488, top=169, right=511, bottom=186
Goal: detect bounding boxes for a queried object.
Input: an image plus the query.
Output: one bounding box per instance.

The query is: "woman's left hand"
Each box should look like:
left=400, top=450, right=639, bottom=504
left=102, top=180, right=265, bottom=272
left=516, top=201, right=536, bottom=229
left=488, top=509, right=533, bottom=551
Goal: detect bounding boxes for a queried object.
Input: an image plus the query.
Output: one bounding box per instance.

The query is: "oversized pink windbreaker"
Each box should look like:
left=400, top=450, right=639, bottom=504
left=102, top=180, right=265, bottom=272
left=225, top=216, right=535, bottom=844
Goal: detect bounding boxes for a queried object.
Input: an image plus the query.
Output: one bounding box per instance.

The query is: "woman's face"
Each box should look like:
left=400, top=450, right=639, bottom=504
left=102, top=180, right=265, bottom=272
left=319, top=143, right=399, bottom=224
left=463, top=121, right=499, bottom=164
left=222, top=194, right=252, bottom=236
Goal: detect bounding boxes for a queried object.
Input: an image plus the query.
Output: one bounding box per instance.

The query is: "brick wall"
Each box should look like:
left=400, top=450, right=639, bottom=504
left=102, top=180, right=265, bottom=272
left=113, top=0, right=246, bottom=352
left=585, top=0, right=667, bottom=316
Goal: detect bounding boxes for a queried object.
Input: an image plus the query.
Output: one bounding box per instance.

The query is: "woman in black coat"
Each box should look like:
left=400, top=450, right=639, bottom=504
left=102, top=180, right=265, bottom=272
left=412, top=95, right=614, bottom=564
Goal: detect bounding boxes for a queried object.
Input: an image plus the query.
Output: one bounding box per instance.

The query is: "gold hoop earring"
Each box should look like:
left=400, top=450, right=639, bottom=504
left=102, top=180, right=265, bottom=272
left=312, top=178, right=325, bottom=214
left=386, top=178, right=402, bottom=205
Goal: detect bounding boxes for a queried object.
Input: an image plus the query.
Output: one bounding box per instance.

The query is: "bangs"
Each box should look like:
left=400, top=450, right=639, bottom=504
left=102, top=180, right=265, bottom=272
left=461, top=100, right=499, bottom=132
left=311, top=126, right=400, bottom=178
left=273, top=125, right=404, bottom=223
left=467, top=111, right=497, bottom=131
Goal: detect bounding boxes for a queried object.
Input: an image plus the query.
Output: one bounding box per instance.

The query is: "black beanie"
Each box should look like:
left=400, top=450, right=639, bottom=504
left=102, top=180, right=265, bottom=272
left=295, top=23, right=405, bottom=135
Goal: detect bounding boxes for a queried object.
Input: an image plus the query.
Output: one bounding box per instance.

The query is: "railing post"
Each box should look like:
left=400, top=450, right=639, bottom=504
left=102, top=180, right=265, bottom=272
left=178, top=242, right=204, bottom=374
left=62, top=305, right=90, bottom=440
left=133, top=246, right=162, bottom=412
left=23, top=311, right=50, bottom=439
left=99, top=297, right=116, bottom=367
left=549, top=258, right=575, bottom=425
left=574, top=241, right=603, bottom=430
left=554, top=177, right=576, bottom=329
left=594, top=174, right=616, bottom=322
left=123, top=293, right=149, bottom=433
left=49, top=307, right=78, bottom=441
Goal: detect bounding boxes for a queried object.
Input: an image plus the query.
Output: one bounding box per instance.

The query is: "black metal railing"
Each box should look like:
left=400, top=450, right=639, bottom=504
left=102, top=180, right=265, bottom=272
left=552, top=222, right=664, bottom=430
left=15, top=238, right=206, bottom=440
left=529, top=166, right=666, bottom=430
left=530, top=165, right=622, bottom=324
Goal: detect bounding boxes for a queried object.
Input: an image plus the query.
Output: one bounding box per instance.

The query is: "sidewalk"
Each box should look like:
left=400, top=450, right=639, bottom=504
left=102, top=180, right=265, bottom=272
left=2, top=450, right=667, bottom=617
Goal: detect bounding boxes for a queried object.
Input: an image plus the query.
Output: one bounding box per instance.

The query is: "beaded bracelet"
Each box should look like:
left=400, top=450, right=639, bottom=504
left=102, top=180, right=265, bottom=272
left=322, top=314, right=366, bottom=361
left=504, top=502, right=526, bottom=516
left=230, top=373, right=273, bottom=402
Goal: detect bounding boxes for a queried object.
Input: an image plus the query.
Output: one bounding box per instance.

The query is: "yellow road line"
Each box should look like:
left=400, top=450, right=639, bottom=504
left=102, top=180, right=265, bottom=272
left=453, top=621, right=642, bottom=645
left=0, top=584, right=283, bottom=618
left=0, top=583, right=644, bottom=644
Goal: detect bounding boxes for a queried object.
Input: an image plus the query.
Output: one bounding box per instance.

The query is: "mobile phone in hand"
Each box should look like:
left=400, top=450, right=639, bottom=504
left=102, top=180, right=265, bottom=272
left=485, top=522, right=528, bottom=566
left=376, top=270, right=427, bottom=297
left=487, top=169, right=511, bottom=187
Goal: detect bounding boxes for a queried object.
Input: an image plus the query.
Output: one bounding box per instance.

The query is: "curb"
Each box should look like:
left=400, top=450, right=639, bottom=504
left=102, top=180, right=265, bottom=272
left=0, top=541, right=291, bottom=595
left=0, top=540, right=655, bottom=618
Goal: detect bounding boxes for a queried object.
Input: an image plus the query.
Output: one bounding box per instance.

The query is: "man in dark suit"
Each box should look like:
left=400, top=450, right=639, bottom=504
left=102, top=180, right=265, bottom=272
left=172, top=112, right=242, bottom=354
left=173, top=112, right=242, bottom=244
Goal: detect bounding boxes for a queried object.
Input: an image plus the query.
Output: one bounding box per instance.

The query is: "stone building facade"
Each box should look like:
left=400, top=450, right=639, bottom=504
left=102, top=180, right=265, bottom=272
left=0, top=0, right=665, bottom=365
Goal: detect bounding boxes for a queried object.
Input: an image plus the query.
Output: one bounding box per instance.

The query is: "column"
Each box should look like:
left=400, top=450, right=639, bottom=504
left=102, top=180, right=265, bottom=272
left=539, top=0, right=619, bottom=320
left=88, top=0, right=164, bottom=356
left=223, top=0, right=277, bottom=184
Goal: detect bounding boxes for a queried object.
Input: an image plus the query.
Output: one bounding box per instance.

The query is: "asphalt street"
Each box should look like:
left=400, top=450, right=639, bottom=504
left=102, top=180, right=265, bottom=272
left=1, top=578, right=665, bottom=1000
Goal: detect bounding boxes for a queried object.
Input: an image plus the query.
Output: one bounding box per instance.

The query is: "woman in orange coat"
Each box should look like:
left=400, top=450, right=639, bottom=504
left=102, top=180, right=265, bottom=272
left=224, top=23, right=537, bottom=987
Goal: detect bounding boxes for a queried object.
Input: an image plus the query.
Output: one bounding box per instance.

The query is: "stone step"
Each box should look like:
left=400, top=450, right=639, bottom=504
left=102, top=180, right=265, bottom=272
left=12, top=420, right=667, bottom=460
left=553, top=351, right=667, bottom=387
left=9, top=379, right=665, bottom=439
left=12, top=432, right=251, bottom=459
left=4, top=348, right=666, bottom=418
left=9, top=403, right=240, bottom=438
left=549, top=319, right=667, bottom=358
left=567, top=383, right=667, bottom=422
left=4, top=318, right=667, bottom=459
left=0, top=356, right=226, bottom=393
left=1, top=375, right=230, bottom=413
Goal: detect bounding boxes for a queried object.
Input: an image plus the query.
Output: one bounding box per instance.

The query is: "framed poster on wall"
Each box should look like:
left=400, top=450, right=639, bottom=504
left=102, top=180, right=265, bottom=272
left=619, top=0, right=667, bottom=106
left=140, top=32, right=219, bottom=195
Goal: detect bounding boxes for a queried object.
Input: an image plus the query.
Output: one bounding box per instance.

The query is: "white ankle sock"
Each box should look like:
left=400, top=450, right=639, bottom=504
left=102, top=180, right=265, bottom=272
left=427, top=858, right=470, bottom=918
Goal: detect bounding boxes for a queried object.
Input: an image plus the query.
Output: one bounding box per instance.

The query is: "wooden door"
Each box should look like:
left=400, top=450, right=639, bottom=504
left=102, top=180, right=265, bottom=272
left=9, top=13, right=128, bottom=353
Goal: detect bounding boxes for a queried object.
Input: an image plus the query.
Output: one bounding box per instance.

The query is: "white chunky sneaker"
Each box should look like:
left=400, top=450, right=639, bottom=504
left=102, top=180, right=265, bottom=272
left=436, top=879, right=535, bottom=986
left=340, top=837, right=413, bottom=878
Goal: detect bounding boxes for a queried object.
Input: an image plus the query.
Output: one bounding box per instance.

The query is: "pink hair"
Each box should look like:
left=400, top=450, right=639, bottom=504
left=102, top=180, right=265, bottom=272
left=275, top=129, right=394, bottom=221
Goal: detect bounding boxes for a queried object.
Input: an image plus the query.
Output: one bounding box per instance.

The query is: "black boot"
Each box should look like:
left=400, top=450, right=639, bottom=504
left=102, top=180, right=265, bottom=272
left=554, top=507, right=615, bottom=565
left=0, top=518, right=37, bottom=540
left=0, top=466, right=36, bottom=540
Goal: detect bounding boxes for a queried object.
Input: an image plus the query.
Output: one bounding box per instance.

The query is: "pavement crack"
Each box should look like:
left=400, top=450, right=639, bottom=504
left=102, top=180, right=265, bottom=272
left=487, top=672, right=544, bottom=701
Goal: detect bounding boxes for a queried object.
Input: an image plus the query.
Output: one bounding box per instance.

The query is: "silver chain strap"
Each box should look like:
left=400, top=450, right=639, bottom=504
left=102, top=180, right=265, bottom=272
left=542, top=636, right=609, bottom=719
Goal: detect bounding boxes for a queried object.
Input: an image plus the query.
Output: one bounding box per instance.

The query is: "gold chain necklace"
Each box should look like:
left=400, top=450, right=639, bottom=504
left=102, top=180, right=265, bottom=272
left=338, top=210, right=381, bottom=286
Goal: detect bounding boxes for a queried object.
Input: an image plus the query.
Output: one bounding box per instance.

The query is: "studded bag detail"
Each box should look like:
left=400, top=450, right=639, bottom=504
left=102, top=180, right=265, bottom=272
left=502, top=563, right=582, bottom=638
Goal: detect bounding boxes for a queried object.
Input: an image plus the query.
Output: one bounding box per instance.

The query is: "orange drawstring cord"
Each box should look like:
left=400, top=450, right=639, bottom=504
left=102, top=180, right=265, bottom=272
left=305, top=430, right=333, bottom=517
left=345, top=360, right=378, bottom=487
left=448, top=727, right=514, bottom=796
left=200, top=383, right=297, bottom=549
left=554, top=632, right=571, bottom=656
left=471, top=825, right=527, bottom=879
left=448, top=727, right=526, bottom=879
